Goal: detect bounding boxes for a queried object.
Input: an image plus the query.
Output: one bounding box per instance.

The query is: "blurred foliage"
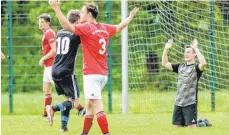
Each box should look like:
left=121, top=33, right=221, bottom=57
left=1, top=1, right=122, bottom=92
left=1, top=1, right=229, bottom=93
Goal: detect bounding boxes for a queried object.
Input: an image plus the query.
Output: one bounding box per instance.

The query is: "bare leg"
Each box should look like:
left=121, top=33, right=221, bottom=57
left=188, top=124, right=196, bottom=128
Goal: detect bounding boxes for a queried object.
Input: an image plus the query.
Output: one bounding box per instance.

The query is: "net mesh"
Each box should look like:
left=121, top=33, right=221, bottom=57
left=128, top=1, right=229, bottom=92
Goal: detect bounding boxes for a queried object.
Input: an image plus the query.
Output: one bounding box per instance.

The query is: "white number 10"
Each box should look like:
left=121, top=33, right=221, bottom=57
left=56, top=37, right=70, bottom=54
left=99, top=38, right=106, bottom=55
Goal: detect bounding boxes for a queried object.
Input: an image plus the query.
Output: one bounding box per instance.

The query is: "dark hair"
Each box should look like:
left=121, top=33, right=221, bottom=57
left=84, top=3, right=99, bottom=19
left=38, top=13, right=51, bottom=23
left=67, top=10, right=80, bottom=24
left=185, top=45, right=195, bottom=53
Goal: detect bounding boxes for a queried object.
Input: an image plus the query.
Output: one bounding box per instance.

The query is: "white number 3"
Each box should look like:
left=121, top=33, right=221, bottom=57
left=99, top=38, right=106, bottom=55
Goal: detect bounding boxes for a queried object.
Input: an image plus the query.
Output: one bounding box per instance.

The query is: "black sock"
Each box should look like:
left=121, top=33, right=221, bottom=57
left=52, top=103, right=64, bottom=112
left=61, top=109, right=70, bottom=130
left=61, top=101, right=73, bottom=130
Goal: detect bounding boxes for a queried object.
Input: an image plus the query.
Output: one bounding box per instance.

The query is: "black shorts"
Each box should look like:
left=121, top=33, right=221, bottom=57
left=172, top=104, right=197, bottom=126
left=53, top=75, right=80, bottom=99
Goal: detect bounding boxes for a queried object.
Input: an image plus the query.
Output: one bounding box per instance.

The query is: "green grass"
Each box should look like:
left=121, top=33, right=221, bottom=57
left=2, top=91, right=229, bottom=135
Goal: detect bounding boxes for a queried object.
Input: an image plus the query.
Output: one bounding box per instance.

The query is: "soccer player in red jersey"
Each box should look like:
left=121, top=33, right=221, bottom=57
left=49, top=1, right=139, bottom=134
left=38, top=13, right=56, bottom=117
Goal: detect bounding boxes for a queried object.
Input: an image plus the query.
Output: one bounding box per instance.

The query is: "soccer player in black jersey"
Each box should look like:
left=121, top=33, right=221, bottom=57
left=162, top=39, right=207, bottom=128
left=45, top=10, right=85, bottom=132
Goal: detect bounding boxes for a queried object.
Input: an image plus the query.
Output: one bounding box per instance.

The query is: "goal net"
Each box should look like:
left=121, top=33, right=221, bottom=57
left=127, top=1, right=229, bottom=112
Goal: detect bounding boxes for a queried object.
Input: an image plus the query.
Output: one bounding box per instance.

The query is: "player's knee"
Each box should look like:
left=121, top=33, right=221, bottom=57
left=64, top=96, right=70, bottom=101
left=85, top=99, right=91, bottom=105
left=43, top=88, right=51, bottom=94
left=91, top=101, right=103, bottom=113
left=188, top=124, right=196, bottom=128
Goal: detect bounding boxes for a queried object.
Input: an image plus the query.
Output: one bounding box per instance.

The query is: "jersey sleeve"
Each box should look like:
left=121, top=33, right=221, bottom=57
left=74, top=24, right=88, bottom=36
left=105, top=24, right=117, bottom=37
left=171, top=63, right=180, bottom=73
left=45, top=31, right=56, bottom=44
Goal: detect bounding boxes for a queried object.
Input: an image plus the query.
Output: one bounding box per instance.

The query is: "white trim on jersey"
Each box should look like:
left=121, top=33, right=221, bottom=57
left=71, top=75, right=78, bottom=99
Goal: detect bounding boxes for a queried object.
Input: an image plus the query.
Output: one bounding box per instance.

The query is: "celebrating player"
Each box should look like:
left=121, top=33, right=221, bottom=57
left=49, top=1, right=139, bottom=134
left=162, top=39, right=207, bottom=127
left=38, top=13, right=56, bottom=117
left=45, top=9, right=86, bottom=132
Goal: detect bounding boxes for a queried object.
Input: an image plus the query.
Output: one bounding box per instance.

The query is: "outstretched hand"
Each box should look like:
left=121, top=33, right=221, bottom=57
left=191, top=39, right=198, bottom=50
left=129, top=7, right=139, bottom=19
left=1, top=52, right=5, bottom=60
left=49, top=0, right=60, bottom=10
left=165, top=39, right=173, bottom=49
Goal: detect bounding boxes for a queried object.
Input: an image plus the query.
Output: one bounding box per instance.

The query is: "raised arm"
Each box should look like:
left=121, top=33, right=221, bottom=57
left=116, top=7, right=139, bottom=33
left=191, top=39, right=207, bottom=71
left=49, top=0, right=75, bottom=33
left=162, top=39, right=173, bottom=71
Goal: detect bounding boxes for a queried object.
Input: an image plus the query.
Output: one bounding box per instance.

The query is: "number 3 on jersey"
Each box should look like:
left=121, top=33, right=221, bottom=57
left=99, top=38, right=106, bottom=55
left=56, top=37, right=70, bottom=54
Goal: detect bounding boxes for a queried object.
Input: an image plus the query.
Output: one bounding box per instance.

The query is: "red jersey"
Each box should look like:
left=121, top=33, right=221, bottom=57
left=74, top=23, right=116, bottom=75
left=42, top=28, right=56, bottom=67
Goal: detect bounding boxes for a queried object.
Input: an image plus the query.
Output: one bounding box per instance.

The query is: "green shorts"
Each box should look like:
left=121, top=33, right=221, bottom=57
left=172, top=104, right=197, bottom=126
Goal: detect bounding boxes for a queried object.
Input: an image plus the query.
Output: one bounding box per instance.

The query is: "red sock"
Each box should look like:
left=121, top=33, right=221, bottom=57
left=96, top=111, right=109, bottom=134
left=76, top=104, right=83, bottom=111
left=82, top=115, right=94, bottom=134
left=44, top=93, right=52, bottom=115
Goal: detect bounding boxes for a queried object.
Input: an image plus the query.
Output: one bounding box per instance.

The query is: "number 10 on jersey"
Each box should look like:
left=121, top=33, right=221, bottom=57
left=56, top=37, right=70, bottom=55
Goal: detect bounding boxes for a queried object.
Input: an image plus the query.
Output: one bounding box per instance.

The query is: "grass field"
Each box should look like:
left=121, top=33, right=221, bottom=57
left=1, top=91, right=229, bottom=135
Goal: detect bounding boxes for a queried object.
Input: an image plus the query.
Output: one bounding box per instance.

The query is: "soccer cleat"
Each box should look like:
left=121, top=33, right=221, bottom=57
left=197, top=119, right=202, bottom=123
left=203, top=119, right=213, bottom=126
left=197, top=121, right=206, bottom=127
left=78, top=108, right=86, bottom=116
left=46, top=105, right=54, bottom=126
left=197, top=118, right=213, bottom=127
left=80, top=132, right=88, bottom=135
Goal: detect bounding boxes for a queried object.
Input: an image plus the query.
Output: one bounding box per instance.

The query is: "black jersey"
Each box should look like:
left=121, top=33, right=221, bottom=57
left=52, top=29, right=80, bottom=81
